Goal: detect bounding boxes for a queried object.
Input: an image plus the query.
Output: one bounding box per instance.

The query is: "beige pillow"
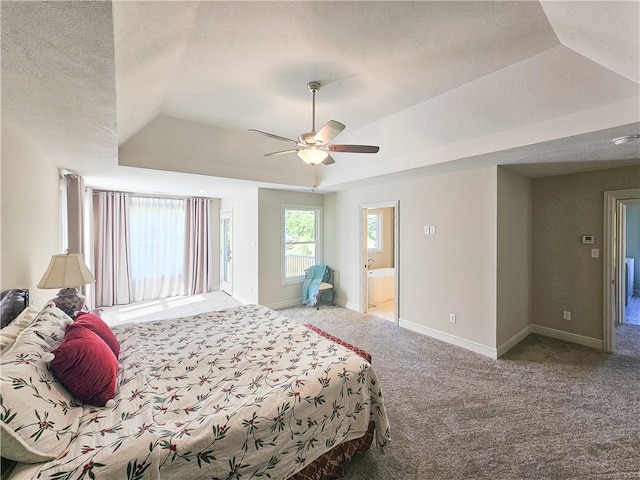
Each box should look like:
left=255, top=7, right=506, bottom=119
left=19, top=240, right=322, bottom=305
left=0, top=306, right=40, bottom=352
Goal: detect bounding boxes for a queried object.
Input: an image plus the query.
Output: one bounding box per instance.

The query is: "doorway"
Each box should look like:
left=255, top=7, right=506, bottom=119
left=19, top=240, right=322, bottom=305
left=603, top=189, right=640, bottom=352
left=624, top=200, right=640, bottom=326
left=359, top=201, right=399, bottom=324
left=220, top=210, right=232, bottom=295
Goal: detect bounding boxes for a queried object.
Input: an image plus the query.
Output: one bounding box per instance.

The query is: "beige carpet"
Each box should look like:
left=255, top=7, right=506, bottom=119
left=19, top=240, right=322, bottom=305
left=278, top=305, right=640, bottom=480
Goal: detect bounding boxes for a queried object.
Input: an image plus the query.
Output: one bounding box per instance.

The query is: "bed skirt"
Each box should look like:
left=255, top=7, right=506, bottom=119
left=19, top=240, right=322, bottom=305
left=290, top=421, right=375, bottom=480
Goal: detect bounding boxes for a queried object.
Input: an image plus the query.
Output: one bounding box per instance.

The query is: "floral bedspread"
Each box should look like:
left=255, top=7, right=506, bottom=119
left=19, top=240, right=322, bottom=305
left=27, top=305, right=390, bottom=479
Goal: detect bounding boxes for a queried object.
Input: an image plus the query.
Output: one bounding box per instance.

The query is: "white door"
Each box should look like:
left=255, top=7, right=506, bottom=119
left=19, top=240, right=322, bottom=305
left=220, top=211, right=232, bottom=295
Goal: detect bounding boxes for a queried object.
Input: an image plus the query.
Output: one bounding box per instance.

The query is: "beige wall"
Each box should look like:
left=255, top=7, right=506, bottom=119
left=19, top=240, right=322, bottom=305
left=496, top=167, right=532, bottom=350
left=331, top=166, right=499, bottom=351
left=531, top=165, right=640, bottom=340
left=221, top=189, right=259, bottom=304
left=257, top=188, right=324, bottom=308
left=1, top=124, right=61, bottom=307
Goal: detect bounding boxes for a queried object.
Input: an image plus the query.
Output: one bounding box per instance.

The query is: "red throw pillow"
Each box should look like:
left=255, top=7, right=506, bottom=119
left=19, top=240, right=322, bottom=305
left=74, top=312, right=120, bottom=358
left=50, top=327, right=118, bottom=407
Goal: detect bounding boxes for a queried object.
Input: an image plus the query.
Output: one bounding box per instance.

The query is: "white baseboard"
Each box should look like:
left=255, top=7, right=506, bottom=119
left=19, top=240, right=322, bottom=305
left=497, top=326, right=531, bottom=358
left=336, top=298, right=360, bottom=311
left=530, top=325, right=602, bottom=350
left=388, top=319, right=602, bottom=358
left=232, top=294, right=253, bottom=305
left=267, top=298, right=303, bottom=310
left=268, top=297, right=356, bottom=311
left=398, top=318, right=498, bottom=359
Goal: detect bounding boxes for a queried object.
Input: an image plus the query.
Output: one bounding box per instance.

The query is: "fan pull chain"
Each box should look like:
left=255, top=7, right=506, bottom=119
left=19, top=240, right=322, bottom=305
left=312, top=164, right=317, bottom=191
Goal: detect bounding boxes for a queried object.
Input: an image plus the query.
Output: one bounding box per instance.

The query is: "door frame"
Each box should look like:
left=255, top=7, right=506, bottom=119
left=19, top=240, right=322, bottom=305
left=603, top=188, right=640, bottom=352
left=359, top=200, right=399, bottom=325
left=220, top=210, right=233, bottom=295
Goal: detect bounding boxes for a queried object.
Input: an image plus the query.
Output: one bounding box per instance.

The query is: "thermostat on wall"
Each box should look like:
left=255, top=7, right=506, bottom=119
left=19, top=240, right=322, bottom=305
left=582, top=235, right=595, bottom=245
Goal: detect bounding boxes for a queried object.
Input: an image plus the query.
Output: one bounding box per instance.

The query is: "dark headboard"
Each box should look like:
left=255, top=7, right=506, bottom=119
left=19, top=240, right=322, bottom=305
left=0, top=288, right=30, bottom=328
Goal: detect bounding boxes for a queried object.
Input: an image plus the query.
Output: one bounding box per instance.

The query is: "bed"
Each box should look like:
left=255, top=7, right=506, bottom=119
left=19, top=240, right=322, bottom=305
left=1, top=290, right=390, bottom=479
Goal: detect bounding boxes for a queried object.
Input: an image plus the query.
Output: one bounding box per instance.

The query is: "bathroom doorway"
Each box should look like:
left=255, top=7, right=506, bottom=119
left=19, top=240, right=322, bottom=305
left=359, top=201, right=399, bottom=324
left=603, top=188, right=640, bottom=352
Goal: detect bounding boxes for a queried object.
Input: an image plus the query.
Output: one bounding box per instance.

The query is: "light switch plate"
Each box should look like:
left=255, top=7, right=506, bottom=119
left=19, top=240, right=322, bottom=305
left=591, top=248, right=599, bottom=258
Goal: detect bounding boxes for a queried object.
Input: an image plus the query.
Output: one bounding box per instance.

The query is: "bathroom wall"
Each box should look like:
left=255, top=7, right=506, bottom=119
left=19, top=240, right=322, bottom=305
left=626, top=202, right=640, bottom=294
left=367, top=207, right=394, bottom=269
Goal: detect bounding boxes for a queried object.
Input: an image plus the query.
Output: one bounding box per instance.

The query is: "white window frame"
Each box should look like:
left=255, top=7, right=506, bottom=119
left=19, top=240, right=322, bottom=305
left=281, top=204, right=323, bottom=285
left=367, top=211, right=383, bottom=253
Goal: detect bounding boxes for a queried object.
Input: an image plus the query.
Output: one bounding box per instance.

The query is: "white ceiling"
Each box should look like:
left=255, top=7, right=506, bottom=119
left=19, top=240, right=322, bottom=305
left=2, top=1, right=639, bottom=198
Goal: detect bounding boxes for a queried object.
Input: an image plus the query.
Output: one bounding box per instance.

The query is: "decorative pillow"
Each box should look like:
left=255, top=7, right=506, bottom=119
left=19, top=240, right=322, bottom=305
left=15, top=302, right=74, bottom=350
left=0, top=305, right=83, bottom=463
left=50, top=326, right=118, bottom=407
left=73, top=312, right=120, bottom=358
left=0, top=306, right=40, bottom=352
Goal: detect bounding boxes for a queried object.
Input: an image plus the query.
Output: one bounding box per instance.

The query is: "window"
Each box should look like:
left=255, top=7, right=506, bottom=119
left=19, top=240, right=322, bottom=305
left=367, top=211, right=383, bottom=252
left=129, top=197, right=186, bottom=300
left=282, top=205, right=322, bottom=283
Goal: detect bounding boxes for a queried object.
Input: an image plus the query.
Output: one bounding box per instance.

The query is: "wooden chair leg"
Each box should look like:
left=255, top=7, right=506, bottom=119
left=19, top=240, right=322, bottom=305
left=315, top=292, right=320, bottom=310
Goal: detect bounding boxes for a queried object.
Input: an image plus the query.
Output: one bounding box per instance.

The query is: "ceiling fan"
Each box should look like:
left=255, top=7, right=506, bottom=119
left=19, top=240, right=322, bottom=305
left=249, top=81, right=379, bottom=166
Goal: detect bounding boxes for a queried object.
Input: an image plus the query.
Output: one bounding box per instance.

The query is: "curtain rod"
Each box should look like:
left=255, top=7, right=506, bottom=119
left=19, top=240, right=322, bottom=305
left=91, top=190, right=219, bottom=202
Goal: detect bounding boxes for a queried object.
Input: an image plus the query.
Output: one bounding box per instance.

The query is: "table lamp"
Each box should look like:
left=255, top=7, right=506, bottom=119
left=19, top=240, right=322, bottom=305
left=37, top=252, right=95, bottom=317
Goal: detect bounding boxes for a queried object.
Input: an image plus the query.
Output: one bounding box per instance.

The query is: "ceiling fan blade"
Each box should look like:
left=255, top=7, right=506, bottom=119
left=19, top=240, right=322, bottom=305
left=264, top=149, right=299, bottom=156
left=315, top=120, right=345, bottom=144
left=328, top=144, right=380, bottom=154
left=321, top=155, right=336, bottom=165
left=249, top=129, right=297, bottom=144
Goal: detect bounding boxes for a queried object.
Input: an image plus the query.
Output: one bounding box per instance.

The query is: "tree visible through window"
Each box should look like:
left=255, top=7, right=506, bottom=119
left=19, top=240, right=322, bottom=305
left=283, top=206, right=321, bottom=281
left=367, top=211, right=382, bottom=252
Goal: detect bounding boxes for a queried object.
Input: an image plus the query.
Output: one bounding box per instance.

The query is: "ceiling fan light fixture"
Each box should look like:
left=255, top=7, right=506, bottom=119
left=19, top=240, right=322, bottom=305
left=250, top=80, right=379, bottom=167
left=297, top=147, right=328, bottom=165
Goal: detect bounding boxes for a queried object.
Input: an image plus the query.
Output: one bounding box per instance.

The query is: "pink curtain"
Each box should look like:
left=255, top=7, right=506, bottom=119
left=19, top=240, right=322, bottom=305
left=185, top=198, right=210, bottom=295
left=65, top=174, right=85, bottom=255
left=92, top=191, right=132, bottom=307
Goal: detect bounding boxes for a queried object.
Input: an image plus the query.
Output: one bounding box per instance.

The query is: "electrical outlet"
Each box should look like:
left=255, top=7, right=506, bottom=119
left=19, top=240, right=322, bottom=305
left=424, top=226, right=430, bottom=235
left=430, top=225, right=436, bottom=235
left=563, top=310, right=571, bottom=321
left=449, top=313, right=456, bottom=323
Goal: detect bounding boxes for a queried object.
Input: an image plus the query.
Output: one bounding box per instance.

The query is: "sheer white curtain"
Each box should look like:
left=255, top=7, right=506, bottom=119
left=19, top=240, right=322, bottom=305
left=130, top=197, right=186, bottom=302
left=185, top=198, right=210, bottom=295
left=93, top=191, right=132, bottom=307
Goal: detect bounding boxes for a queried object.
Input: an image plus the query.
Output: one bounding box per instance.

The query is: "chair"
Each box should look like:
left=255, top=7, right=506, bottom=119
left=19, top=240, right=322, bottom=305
left=303, top=265, right=336, bottom=310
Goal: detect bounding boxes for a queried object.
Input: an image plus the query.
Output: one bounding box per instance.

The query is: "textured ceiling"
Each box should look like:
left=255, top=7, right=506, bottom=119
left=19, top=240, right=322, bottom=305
left=2, top=1, right=639, bottom=197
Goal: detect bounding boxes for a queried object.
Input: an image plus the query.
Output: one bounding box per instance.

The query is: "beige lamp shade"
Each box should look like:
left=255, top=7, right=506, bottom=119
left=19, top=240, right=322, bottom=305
left=37, top=253, right=95, bottom=289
